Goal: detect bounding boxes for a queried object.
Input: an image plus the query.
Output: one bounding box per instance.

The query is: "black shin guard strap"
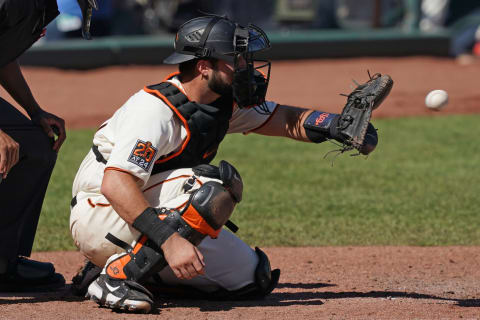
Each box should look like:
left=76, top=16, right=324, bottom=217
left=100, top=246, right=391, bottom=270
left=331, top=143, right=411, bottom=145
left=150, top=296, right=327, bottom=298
left=132, top=207, right=176, bottom=249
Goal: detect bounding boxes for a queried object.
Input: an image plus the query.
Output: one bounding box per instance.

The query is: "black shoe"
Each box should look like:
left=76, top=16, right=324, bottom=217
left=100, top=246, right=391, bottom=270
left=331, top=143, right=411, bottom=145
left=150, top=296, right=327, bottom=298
left=0, top=257, right=65, bottom=292
left=71, top=259, right=102, bottom=296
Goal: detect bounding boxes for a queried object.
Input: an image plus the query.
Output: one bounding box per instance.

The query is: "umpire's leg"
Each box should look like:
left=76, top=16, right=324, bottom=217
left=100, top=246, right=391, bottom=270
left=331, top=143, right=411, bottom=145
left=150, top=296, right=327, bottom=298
left=0, top=97, right=56, bottom=260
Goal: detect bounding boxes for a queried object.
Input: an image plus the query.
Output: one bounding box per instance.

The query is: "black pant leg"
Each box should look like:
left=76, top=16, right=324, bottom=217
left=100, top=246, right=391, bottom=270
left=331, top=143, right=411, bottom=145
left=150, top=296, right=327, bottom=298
left=0, top=97, right=57, bottom=259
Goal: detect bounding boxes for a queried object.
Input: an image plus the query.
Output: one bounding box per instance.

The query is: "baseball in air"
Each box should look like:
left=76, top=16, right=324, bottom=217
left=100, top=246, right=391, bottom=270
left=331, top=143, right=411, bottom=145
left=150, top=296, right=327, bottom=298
left=425, top=89, right=448, bottom=111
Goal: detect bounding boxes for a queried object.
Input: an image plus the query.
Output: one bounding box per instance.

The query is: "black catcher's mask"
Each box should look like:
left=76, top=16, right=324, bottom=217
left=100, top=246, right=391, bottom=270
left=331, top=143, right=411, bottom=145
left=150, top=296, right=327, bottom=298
left=163, top=15, right=272, bottom=110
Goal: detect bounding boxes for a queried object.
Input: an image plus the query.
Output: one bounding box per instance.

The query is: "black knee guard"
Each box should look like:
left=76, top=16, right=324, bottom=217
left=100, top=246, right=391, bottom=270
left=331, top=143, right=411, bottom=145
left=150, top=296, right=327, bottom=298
left=105, top=161, right=243, bottom=283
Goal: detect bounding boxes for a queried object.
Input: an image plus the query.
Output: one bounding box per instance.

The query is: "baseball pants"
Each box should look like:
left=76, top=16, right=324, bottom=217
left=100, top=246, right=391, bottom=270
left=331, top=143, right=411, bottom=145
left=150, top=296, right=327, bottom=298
left=70, top=155, right=258, bottom=292
left=0, top=97, right=57, bottom=260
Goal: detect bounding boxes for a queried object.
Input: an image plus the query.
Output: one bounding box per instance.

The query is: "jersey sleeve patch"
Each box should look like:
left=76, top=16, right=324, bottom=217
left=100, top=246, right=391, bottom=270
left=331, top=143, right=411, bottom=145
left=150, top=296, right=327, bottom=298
left=128, top=139, right=158, bottom=172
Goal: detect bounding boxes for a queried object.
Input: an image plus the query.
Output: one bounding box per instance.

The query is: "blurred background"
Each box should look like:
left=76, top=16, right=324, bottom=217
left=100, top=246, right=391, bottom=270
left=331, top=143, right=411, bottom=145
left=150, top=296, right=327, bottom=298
left=23, top=0, right=480, bottom=68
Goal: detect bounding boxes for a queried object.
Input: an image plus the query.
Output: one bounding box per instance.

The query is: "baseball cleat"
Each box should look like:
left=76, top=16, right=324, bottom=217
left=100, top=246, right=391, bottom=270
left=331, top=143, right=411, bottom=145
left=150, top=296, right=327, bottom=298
left=86, top=274, right=154, bottom=313
left=71, top=259, right=102, bottom=296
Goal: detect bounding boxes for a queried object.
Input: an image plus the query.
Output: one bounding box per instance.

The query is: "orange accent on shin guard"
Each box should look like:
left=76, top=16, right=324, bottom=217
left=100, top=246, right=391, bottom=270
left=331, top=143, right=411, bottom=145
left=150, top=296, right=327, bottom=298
left=106, top=235, right=148, bottom=280
left=182, top=204, right=221, bottom=239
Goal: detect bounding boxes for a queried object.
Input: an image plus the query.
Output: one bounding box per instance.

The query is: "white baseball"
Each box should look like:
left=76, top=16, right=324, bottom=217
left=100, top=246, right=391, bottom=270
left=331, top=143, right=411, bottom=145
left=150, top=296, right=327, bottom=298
left=425, top=89, right=448, bottom=111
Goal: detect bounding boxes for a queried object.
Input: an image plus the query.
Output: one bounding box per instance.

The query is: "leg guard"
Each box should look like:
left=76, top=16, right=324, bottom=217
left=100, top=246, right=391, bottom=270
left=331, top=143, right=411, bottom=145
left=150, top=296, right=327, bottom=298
left=145, top=246, right=281, bottom=300
left=105, top=161, right=243, bottom=284
left=216, top=247, right=280, bottom=300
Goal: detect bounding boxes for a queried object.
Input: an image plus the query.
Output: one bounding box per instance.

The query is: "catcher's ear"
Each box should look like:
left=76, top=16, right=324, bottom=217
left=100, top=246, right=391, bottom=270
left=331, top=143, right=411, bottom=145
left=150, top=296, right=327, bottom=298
left=359, top=123, right=378, bottom=155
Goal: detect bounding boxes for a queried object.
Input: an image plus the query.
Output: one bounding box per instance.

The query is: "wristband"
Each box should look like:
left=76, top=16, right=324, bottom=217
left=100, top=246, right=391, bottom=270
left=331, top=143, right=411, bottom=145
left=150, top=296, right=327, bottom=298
left=132, top=207, right=176, bottom=249
left=303, top=111, right=344, bottom=143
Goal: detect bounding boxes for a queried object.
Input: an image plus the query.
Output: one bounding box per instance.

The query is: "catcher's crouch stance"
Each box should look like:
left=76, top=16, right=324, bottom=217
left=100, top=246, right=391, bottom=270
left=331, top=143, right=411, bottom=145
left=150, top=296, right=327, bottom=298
left=70, top=15, right=393, bottom=313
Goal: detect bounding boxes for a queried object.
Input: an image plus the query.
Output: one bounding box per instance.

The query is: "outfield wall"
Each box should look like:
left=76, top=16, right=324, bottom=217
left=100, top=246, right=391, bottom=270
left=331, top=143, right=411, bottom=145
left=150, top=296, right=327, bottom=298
left=20, top=29, right=451, bottom=69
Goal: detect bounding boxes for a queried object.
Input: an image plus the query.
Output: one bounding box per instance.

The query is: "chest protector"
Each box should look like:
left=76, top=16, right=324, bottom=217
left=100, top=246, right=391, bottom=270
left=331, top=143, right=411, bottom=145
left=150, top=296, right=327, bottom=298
left=144, top=82, right=233, bottom=174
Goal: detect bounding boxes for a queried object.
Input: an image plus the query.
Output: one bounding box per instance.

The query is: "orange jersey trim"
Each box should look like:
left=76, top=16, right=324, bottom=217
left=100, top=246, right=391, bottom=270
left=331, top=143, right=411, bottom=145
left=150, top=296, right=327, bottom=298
left=143, top=174, right=191, bottom=193
left=162, top=72, right=189, bottom=97
left=87, top=198, right=111, bottom=208
left=163, top=71, right=180, bottom=82
left=143, top=86, right=192, bottom=165
left=104, top=167, right=132, bottom=174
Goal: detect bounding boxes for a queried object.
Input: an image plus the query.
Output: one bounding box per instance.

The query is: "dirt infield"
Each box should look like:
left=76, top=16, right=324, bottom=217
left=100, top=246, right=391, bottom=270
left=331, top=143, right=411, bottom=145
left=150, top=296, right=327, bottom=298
left=1, top=248, right=479, bottom=319
left=2, top=56, right=479, bottom=128
left=1, top=57, right=480, bottom=319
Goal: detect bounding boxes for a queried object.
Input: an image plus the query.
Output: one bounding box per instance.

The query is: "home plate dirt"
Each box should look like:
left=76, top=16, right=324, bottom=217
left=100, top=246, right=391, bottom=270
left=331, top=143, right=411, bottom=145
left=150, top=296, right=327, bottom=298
left=0, top=247, right=479, bottom=319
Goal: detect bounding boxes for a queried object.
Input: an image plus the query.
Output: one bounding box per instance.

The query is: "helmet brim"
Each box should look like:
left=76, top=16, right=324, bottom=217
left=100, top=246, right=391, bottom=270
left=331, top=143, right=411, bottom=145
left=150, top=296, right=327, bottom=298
left=163, top=52, right=196, bottom=65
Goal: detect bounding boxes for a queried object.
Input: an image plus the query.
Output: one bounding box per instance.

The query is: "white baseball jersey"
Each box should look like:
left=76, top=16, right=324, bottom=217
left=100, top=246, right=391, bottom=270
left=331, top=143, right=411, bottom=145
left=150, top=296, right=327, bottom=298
left=73, top=75, right=276, bottom=193
left=70, top=75, right=277, bottom=292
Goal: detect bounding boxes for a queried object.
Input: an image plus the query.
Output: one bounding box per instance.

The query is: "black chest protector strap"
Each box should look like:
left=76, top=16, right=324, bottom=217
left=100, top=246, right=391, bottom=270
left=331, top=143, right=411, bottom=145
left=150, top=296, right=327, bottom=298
left=144, top=82, right=233, bottom=174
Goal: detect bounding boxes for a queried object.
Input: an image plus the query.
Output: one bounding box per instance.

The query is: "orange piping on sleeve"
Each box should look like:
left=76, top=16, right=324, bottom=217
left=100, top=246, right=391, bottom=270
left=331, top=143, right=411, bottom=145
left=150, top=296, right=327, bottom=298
left=104, top=167, right=133, bottom=174
left=243, top=102, right=280, bottom=135
left=143, top=87, right=192, bottom=164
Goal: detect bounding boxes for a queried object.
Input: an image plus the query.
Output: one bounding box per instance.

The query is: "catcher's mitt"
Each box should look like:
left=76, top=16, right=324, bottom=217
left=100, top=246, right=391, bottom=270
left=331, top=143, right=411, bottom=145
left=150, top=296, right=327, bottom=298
left=337, top=72, right=393, bottom=154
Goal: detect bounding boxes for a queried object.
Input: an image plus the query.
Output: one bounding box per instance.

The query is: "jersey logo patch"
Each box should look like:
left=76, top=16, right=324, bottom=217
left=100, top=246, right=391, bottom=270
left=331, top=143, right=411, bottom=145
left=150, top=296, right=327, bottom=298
left=128, top=140, right=158, bottom=171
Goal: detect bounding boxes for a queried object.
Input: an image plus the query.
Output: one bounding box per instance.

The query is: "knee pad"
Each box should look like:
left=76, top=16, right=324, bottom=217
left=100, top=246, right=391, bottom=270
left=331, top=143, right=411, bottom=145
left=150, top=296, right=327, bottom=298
left=183, top=181, right=236, bottom=237
left=104, top=169, right=243, bottom=283
left=192, top=160, right=243, bottom=203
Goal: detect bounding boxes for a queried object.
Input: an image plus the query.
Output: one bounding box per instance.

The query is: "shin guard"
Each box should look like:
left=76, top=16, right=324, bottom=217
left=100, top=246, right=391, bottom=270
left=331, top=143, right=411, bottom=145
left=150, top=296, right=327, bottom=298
left=105, top=164, right=243, bottom=284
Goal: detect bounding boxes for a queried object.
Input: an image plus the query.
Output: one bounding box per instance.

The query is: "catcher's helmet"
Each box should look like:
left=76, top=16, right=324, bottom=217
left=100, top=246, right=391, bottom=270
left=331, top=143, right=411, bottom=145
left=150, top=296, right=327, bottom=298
left=164, top=15, right=272, bottom=109
left=164, top=15, right=270, bottom=64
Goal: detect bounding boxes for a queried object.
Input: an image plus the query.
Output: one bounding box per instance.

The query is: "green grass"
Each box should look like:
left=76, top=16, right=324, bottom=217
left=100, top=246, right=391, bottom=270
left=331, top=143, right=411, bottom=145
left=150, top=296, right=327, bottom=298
left=34, top=115, right=480, bottom=251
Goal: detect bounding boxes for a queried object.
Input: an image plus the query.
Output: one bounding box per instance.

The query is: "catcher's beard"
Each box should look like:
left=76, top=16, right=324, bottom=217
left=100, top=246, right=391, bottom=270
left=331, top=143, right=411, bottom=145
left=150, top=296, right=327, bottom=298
left=208, top=69, right=232, bottom=97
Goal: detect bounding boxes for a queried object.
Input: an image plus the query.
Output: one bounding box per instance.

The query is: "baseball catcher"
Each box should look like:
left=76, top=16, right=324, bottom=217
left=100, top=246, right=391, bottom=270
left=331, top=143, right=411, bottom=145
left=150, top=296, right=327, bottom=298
left=69, top=15, right=393, bottom=313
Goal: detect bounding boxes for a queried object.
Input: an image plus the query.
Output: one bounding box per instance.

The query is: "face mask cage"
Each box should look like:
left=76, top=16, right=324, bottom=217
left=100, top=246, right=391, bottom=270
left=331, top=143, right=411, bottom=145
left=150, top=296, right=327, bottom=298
left=232, top=24, right=272, bottom=111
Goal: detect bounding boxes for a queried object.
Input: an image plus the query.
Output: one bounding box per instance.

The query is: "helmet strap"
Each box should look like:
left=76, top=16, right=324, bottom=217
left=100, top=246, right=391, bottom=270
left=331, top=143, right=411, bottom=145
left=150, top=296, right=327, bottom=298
left=196, top=16, right=221, bottom=58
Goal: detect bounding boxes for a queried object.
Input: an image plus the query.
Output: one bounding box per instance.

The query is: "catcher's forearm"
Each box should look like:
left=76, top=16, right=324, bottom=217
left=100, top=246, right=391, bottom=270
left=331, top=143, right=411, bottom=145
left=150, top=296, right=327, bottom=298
left=253, top=105, right=311, bottom=142
left=101, top=168, right=150, bottom=225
